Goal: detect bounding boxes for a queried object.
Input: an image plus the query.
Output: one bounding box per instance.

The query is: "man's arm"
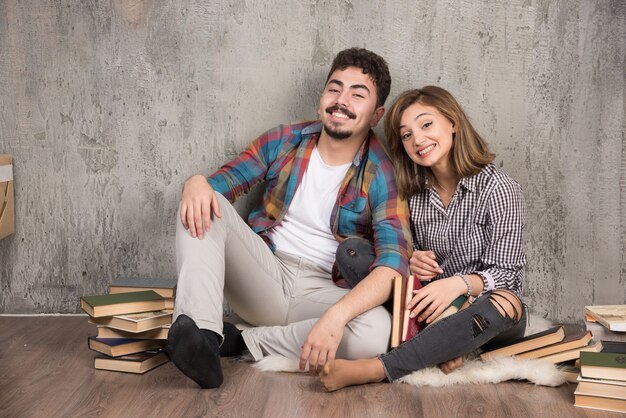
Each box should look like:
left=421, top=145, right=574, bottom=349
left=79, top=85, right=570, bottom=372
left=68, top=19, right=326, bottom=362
left=299, top=265, right=397, bottom=374
left=300, top=143, right=411, bottom=373
left=180, top=125, right=295, bottom=238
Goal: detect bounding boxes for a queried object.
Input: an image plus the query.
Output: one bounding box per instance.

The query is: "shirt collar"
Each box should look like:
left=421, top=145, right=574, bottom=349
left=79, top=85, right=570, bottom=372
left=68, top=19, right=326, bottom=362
left=302, top=121, right=372, bottom=167
left=459, top=173, right=477, bottom=192
left=424, top=172, right=477, bottom=193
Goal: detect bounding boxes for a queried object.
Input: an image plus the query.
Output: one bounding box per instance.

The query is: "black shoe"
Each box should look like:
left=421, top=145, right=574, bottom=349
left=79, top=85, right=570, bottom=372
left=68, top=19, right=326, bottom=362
left=165, top=314, right=223, bottom=389
left=219, top=322, right=246, bottom=357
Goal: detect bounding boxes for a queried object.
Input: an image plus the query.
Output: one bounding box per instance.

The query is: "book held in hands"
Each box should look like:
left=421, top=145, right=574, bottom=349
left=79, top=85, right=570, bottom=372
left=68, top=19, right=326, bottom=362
left=390, top=275, right=467, bottom=348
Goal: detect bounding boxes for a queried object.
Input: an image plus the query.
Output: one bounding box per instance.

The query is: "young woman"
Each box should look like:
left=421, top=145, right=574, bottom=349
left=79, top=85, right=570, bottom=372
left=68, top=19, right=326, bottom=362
left=320, top=86, right=527, bottom=391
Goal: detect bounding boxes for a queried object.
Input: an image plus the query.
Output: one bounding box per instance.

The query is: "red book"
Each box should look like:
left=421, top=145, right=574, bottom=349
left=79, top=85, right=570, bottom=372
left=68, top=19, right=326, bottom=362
left=401, top=274, right=425, bottom=342
left=391, top=274, right=426, bottom=347
left=390, top=275, right=469, bottom=348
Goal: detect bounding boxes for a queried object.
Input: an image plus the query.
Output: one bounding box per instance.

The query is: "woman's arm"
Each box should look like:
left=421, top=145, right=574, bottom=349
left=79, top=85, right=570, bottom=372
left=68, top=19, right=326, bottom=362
left=472, top=177, right=527, bottom=296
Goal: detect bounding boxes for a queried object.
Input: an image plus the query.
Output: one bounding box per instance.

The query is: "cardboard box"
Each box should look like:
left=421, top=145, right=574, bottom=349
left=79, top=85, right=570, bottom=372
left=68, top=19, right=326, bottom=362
left=0, top=154, right=15, bottom=240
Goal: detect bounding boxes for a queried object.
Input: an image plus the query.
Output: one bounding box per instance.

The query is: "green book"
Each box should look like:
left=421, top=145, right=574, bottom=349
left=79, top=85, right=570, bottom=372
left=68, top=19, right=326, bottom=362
left=449, top=295, right=467, bottom=309
left=109, top=278, right=177, bottom=298
left=580, top=351, right=626, bottom=382
left=80, top=290, right=166, bottom=318
left=430, top=295, right=468, bottom=325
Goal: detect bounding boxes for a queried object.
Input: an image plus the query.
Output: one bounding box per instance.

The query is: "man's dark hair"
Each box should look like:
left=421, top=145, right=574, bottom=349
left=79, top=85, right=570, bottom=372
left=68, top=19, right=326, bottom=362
left=325, top=48, right=391, bottom=108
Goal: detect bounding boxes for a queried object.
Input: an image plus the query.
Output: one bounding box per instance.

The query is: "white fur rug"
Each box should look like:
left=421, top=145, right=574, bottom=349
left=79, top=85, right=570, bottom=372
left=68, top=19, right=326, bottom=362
left=253, top=354, right=565, bottom=387
left=249, top=315, right=566, bottom=388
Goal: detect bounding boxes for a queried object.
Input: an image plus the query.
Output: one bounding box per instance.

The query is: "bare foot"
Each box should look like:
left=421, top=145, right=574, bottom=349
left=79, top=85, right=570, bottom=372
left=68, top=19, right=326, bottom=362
left=439, top=356, right=464, bottom=374
left=319, top=358, right=385, bottom=391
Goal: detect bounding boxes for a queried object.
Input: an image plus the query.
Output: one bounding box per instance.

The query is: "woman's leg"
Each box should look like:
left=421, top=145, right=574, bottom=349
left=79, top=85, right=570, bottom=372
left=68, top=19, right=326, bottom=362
left=333, top=238, right=393, bottom=312
left=320, top=290, right=524, bottom=391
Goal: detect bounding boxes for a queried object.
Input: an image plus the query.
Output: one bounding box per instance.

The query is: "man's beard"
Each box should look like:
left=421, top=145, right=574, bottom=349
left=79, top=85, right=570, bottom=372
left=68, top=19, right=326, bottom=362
left=323, top=123, right=352, bottom=140
left=323, top=104, right=356, bottom=140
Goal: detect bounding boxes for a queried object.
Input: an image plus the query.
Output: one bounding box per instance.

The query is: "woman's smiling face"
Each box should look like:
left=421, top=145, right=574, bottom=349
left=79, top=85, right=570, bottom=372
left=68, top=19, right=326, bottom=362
left=399, top=102, right=456, bottom=171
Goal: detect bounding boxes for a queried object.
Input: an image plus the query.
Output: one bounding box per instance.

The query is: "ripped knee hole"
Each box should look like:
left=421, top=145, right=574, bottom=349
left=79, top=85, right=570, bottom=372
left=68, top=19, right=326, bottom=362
left=488, top=290, right=522, bottom=321
left=472, top=313, right=490, bottom=337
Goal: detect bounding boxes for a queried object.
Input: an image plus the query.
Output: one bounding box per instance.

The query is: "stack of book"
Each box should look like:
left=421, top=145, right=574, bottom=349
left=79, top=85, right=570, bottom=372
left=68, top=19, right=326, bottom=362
left=584, top=305, right=626, bottom=343
left=80, top=278, right=177, bottom=374
left=480, top=325, right=603, bottom=364
left=573, top=351, right=626, bottom=413
left=572, top=305, right=626, bottom=414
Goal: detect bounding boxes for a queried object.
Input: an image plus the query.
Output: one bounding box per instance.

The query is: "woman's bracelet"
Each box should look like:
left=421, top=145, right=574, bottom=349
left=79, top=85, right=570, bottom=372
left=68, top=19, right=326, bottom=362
left=457, top=274, right=472, bottom=298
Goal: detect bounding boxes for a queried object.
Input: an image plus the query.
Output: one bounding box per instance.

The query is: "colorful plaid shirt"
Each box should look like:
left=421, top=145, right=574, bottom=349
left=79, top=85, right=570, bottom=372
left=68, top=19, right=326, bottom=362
left=208, top=121, right=411, bottom=275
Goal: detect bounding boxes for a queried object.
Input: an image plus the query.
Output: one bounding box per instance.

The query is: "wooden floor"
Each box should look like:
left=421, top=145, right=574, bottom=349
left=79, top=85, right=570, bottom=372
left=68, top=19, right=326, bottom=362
left=0, top=316, right=621, bottom=418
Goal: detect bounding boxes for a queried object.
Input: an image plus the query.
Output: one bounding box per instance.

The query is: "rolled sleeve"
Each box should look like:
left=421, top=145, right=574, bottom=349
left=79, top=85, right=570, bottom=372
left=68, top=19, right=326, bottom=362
left=369, top=162, right=412, bottom=276
left=207, top=125, right=289, bottom=202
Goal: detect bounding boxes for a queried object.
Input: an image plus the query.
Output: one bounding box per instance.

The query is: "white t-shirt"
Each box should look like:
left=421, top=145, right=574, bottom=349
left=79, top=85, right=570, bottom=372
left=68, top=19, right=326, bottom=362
left=268, top=146, right=351, bottom=272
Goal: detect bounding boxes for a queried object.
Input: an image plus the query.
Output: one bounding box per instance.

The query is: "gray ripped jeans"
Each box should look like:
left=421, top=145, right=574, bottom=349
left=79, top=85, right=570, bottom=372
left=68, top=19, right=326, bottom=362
left=379, top=292, right=526, bottom=380
left=336, top=237, right=526, bottom=381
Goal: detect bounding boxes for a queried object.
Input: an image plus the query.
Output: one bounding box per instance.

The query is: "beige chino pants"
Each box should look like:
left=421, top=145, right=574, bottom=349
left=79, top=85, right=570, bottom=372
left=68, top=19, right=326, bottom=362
left=175, top=192, right=391, bottom=361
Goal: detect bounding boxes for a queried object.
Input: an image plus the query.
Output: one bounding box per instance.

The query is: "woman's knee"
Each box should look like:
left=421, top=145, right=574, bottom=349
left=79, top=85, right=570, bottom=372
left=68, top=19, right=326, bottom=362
left=488, top=290, right=523, bottom=321
left=335, top=238, right=376, bottom=288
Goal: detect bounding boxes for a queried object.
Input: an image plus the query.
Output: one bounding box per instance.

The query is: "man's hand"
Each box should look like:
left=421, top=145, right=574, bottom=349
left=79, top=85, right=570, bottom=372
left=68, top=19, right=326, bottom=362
left=409, top=250, right=443, bottom=280
left=180, top=175, right=222, bottom=239
left=299, top=314, right=345, bottom=376
left=407, top=276, right=466, bottom=324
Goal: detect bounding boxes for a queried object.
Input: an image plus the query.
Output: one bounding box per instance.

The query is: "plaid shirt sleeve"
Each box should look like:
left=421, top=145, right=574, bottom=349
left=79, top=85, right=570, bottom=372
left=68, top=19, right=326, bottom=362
left=473, top=178, right=527, bottom=296
left=369, top=159, right=412, bottom=277
left=207, top=125, right=289, bottom=202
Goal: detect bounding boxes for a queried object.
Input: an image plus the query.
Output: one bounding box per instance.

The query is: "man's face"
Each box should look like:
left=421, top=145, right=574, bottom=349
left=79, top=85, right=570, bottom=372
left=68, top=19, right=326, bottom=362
left=318, top=66, right=384, bottom=141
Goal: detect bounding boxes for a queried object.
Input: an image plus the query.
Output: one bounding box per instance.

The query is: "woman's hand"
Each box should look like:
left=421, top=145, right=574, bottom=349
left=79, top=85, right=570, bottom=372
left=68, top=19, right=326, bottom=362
left=409, top=250, right=444, bottom=280
left=407, top=276, right=466, bottom=324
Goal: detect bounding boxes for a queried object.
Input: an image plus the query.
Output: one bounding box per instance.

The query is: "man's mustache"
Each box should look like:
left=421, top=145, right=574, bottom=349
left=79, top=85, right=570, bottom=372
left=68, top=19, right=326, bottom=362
left=325, top=105, right=356, bottom=119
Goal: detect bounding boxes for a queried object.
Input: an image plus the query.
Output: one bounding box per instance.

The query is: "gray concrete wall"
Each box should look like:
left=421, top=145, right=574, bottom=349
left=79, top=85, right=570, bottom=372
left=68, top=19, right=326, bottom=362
left=0, top=0, right=624, bottom=321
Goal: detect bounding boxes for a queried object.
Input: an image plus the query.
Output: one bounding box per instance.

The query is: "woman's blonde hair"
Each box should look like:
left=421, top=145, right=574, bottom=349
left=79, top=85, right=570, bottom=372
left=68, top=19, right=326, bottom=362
left=385, top=86, right=495, bottom=200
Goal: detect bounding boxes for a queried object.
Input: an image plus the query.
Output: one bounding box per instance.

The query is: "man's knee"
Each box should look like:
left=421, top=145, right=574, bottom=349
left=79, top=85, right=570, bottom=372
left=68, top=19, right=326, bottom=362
left=488, top=290, right=523, bottom=321
left=342, top=307, right=390, bottom=359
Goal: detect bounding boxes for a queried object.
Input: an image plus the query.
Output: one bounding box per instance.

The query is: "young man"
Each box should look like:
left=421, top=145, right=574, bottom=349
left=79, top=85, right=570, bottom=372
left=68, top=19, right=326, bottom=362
left=166, top=48, right=411, bottom=389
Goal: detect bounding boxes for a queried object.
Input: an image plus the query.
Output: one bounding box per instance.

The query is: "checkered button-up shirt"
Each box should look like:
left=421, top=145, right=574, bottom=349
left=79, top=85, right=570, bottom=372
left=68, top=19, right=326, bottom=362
left=208, top=121, right=412, bottom=276
left=409, top=164, right=526, bottom=297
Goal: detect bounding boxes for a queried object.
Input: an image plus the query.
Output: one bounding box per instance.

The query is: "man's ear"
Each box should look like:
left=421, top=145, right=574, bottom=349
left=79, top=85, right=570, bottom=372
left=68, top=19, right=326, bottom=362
left=370, top=107, right=385, bottom=127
